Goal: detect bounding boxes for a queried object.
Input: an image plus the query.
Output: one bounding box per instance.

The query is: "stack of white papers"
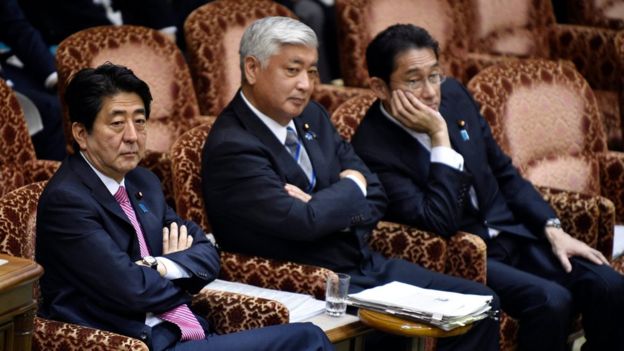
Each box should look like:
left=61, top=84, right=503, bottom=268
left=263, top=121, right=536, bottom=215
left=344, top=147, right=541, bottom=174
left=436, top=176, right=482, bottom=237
left=347, top=281, right=494, bottom=331
left=205, top=279, right=326, bottom=322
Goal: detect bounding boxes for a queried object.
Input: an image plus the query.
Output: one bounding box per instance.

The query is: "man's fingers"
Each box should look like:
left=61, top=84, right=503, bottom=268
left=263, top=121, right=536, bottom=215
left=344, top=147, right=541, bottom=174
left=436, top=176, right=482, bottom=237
left=162, top=227, right=170, bottom=254
left=179, top=225, right=189, bottom=249
left=284, top=184, right=311, bottom=203
left=557, top=252, right=572, bottom=273
left=169, top=222, right=179, bottom=252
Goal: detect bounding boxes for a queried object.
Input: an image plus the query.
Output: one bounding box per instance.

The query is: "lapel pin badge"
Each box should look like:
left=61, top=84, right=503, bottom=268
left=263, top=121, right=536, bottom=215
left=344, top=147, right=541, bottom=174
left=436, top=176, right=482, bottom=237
left=138, top=203, right=149, bottom=213
left=457, top=120, right=470, bottom=141
left=135, top=191, right=143, bottom=200
left=303, top=123, right=316, bottom=140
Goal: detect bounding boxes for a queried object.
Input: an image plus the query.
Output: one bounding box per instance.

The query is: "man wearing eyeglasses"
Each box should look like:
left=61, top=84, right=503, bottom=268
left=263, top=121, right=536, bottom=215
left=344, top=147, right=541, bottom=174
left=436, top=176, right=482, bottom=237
left=351, top=24, right=624, bottom=351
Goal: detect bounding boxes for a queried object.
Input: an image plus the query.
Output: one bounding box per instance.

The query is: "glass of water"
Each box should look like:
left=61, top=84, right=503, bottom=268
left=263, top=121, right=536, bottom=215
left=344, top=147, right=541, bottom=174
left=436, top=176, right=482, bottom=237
left=325, top=273, right=350, bottom=317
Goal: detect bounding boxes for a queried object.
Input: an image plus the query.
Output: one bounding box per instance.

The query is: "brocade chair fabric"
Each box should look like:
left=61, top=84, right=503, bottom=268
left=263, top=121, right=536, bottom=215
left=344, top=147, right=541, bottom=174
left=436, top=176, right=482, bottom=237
left=0, top=182, right=289, bottom=350
left=331, top=91, right=619, bottom=351
left=183, top=0, right=368, bottom=117
left=0, top=79, right=59, bottom=198
left=170, top=122, right=334, bottom=300
left=56, top=25, right=211, bottom=206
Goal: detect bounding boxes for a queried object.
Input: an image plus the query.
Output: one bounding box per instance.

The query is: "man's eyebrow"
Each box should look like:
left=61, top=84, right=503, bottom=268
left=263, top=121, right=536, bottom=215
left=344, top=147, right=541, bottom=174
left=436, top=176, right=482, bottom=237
left=405, top=63, right=440, bottom=75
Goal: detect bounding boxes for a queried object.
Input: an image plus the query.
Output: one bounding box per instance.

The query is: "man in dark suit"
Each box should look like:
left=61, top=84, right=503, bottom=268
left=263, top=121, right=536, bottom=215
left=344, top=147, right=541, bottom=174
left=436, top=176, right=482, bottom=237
left=36, top=63, right=333, bottom=351
left=202, top=16, right=500, bottom=351
left=351, top=24, right=624, bottom=351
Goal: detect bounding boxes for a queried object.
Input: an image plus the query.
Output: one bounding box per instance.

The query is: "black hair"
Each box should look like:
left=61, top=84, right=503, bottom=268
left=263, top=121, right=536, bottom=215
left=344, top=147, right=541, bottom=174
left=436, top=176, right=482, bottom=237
left=65, top=63, right=152, bottom=151
left=366, top=24, right=440, bottom=84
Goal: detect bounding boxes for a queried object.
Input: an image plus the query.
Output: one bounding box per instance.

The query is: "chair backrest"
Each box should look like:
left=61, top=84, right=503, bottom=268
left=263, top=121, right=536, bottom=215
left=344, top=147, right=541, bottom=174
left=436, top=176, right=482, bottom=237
left=330, top=92, right=377, bottom=141
left=0, top=181, right=47, bottom=299
left=467, top=59, right=607, bottom=196
left=184, top=0, right=295, bottom=116
left=56, top=25, right=201, bottom=153
left=464, top=0, right=555, bottom=58
left=0, top=78, right=38, bottom=167
left=334, top=0, right=469, bottom=88
left=170, top=123, right=214, bottom=233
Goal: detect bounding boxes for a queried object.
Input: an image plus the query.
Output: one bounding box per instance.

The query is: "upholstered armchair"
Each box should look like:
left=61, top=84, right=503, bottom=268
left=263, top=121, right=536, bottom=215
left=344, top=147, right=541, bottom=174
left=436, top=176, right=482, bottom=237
left=0, top=79, right=59, bottom=198
left=183, top=0, right=368, bottom=117
left=56, top=25, right=212, bottom=206
left=170, top=123, right=334, bottom=300
left=0, top=182, right=290, bottom=350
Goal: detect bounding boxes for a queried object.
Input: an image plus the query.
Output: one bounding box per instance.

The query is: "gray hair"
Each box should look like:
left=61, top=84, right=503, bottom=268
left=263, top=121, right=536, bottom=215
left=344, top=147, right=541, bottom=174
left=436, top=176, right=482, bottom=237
left=239, top=16, right=318, bottom=81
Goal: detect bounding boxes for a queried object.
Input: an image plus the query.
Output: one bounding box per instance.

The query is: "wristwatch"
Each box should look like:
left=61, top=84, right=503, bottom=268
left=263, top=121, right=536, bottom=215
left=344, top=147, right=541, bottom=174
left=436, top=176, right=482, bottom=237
left=142, top=255, right=158, bottom=269
left=545, top=218, right=562, bottom=229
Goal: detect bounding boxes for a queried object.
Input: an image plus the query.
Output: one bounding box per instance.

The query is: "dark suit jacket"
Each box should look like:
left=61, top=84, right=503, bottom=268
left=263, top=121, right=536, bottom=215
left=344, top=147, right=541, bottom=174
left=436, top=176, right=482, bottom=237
left=36, top=154, right=220, bottom=349
left=202, top=92, right=387, bottom=272
left=352, top=78, right=556, bottom=242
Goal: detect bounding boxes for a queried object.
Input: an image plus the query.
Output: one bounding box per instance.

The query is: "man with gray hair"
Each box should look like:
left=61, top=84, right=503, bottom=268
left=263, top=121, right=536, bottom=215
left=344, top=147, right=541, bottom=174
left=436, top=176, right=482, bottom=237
left=202, top=17, right=500, bottom=350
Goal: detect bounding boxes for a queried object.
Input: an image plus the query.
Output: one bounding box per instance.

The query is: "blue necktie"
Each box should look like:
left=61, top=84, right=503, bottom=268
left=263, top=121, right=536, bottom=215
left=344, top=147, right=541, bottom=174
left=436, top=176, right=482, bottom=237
left=285, top=126, right=316, bottom=192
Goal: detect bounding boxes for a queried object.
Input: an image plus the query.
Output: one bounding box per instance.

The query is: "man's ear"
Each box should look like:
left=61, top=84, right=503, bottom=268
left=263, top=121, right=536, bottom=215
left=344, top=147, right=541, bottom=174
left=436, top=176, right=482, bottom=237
left=72, top=122, right=87, bottom=151
left=243, top=56, right=260, bottom=85
left=369, top=77, right=390, bottom=101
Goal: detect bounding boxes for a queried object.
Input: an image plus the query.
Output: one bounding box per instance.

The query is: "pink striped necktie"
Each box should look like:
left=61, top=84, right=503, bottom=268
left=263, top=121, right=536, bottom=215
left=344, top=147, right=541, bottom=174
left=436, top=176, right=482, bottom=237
left=114, top=186, right=205, bottom=341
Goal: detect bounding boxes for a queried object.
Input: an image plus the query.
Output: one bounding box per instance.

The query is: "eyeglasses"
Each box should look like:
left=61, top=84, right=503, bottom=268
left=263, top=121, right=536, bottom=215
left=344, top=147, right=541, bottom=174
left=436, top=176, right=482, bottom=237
left=395, top=72, right=446, bottom=92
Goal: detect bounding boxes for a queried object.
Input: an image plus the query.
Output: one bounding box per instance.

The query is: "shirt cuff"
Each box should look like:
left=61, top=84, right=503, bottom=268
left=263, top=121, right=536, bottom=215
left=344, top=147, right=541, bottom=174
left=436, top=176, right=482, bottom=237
left=159, top=26, right=178, bottom=35
left=156, top=257, right=190, bottom=280
left=431, top=146, right=464, bottom=171
left=345, top=174, right=367, bottom=197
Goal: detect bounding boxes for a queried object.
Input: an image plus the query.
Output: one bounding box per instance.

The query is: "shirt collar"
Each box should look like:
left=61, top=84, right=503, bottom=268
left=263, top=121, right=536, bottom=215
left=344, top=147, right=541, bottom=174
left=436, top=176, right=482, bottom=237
left=240, top=91, right=296, bottom=144
left=379, top=101, right=432, bottom=151
left=80, top=151, right=125, bottom=195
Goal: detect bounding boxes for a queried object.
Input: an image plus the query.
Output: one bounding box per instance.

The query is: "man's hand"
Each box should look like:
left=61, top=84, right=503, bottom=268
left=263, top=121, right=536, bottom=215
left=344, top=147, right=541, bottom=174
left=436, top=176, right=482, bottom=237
left=390, top=90, right=450, bottom=147
left=339, top=169, right=367, bottom=189
left=545, top=227, right=609, bottom=273
left=162, top=222, right=193, bottom=254
left=285, top=183, right=312, bottom=203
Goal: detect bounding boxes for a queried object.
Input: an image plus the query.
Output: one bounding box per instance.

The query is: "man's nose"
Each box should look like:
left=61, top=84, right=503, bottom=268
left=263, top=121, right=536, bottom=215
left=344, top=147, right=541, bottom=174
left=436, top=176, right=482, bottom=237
left=296, top=71, right=312, bottom=91
left=123, top=123, right=139, bottom=142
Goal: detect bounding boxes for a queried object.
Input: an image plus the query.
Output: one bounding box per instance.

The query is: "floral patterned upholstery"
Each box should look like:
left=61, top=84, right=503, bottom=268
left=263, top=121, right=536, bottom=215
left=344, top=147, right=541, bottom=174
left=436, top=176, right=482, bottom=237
left=170, top=123, right=334, bottom=300
left=334, top=0, right=471, bottom=87
left=0, top=79, right=59, bottom=198
left=0, top=182, right=291, bottom=350
left=56, top=25, right=212, bottom=206
left=183, top=0, right=368, bottom=116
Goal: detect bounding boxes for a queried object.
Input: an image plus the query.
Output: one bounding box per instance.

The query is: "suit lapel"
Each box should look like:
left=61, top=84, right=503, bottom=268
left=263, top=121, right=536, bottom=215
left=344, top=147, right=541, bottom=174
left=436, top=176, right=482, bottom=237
left=69, top=155, right=131, bottom=226
left=232, top=93, right=311, bottom=189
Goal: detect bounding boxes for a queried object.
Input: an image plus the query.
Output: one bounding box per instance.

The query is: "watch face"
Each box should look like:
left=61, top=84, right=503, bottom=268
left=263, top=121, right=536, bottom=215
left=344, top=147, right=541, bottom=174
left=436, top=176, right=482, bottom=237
left=143, top=256, right=157, bottom=267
